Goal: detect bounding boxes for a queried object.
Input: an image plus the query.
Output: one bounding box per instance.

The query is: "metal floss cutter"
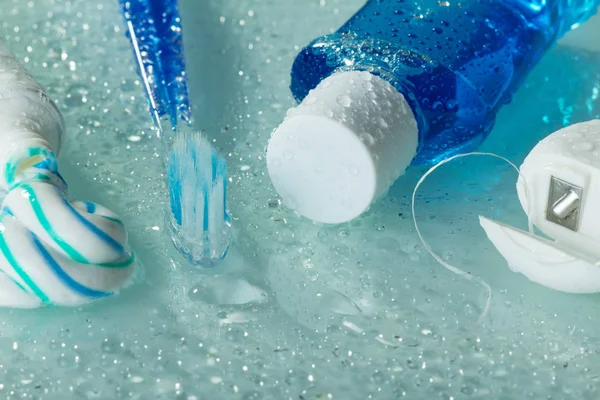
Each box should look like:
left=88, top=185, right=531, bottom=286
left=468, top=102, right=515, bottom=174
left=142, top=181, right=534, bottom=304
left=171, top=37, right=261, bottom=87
left=480, top=119, right=600, bottom=293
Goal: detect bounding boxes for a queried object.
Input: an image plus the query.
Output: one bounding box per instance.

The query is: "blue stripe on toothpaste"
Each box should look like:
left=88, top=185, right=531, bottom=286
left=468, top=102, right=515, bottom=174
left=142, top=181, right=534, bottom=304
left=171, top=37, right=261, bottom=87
left=62, top=198, right=124, bottom=254
left=85, top=201, right=96, bottom=214
left=31, top=234, right=111, bottom=299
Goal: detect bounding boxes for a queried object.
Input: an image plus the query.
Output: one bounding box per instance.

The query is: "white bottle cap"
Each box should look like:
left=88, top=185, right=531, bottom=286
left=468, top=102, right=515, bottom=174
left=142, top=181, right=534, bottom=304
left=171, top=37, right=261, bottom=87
left=267, top=71, right=418, bottom=224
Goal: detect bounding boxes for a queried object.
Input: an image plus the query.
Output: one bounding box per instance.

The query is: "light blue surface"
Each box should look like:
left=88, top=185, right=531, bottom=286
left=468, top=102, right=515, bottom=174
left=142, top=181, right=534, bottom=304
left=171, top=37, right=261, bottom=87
left=0, top=0, right=598, bottom=399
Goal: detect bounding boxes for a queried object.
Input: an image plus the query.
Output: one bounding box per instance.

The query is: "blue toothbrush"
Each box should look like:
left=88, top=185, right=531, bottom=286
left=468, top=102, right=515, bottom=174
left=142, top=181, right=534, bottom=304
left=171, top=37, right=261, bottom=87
left=118, top=0, right=231, bottom=266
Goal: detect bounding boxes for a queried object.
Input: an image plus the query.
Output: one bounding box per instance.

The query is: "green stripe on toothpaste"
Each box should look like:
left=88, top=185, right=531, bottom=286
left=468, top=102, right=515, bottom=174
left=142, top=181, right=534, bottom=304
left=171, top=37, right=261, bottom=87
left=0, top=223, right=50, bottom=303
left=20, top=183, right=89, bottom=264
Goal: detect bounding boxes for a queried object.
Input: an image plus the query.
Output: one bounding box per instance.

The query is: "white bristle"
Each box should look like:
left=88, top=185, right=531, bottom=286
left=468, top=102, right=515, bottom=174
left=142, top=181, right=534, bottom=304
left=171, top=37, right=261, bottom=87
left=167, top=132, right=231, bottom=267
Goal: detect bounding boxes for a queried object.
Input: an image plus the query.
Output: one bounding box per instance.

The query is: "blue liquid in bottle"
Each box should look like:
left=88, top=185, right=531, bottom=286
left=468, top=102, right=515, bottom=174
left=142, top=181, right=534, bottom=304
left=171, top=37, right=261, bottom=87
left=290, top=0, right=599, bottom=165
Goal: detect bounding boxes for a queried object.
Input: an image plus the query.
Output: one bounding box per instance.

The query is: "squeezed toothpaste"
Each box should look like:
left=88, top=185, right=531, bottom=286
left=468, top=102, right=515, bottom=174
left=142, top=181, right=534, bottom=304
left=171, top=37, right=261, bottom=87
left=0, top=41, right=135, bottom=308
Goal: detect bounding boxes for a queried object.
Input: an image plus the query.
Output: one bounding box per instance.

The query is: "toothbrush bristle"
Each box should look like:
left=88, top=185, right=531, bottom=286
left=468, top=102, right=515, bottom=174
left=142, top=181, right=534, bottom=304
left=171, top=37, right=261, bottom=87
left=167, top=133, right=231, bottom=267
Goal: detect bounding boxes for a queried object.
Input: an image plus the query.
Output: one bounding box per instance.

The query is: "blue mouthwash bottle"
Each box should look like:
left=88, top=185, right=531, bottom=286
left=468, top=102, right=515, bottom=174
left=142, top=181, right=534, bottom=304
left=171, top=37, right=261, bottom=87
left=266, top=0, right=599, bottom=224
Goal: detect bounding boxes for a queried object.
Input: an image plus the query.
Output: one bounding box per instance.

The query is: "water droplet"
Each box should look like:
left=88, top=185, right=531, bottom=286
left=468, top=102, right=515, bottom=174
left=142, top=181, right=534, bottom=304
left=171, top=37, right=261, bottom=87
left=377, top=237, right=400, bottom=252
left=268, top=199, right=281, bottom=208
left=349, top=166, right=360, bottom=176
left=338, top=230, right=349, bottom=238
left=271, top=158, right=281, bottom=167
left=188, top=276, right=268, bottom=306
left=359, top=133, right=375, bottom=146
left=64, top=83, right=89, bottom=107
left=366, top=91, right=377, bottom=101
left=321, top=289, right=361, bottom=315
left=336, top=94, right=352, bottom=107
left=283, top=151, right=293, bottom=160
left=217, top=311, right=229, bottom=319
left=305, top=96, right=317, bottom=105
left=570, top=132, right=583, bottom=140
left=325, top=110, right=334, bottom=118
left=378, top=117, right=389, bottom=128
left=100, top=338, right=122, bottom=354
left=573, top=142, right=594, bottom=152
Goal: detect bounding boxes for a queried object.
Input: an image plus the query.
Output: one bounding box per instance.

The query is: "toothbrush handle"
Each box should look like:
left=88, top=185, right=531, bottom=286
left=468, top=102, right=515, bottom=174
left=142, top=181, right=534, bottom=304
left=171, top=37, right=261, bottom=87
left=118, top=0, right=191, bottom=129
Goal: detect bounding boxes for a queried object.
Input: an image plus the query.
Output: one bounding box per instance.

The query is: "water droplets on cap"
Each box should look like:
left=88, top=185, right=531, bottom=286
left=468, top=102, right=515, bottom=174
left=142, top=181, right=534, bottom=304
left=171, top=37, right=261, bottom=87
left=359, top=132, right=375, bottom=146
left=298, top=137, right=309, bottom=149
left=362, top=80, right=374, bottom=91
left=305, top=96, right=317, bottom=105
left=573, top=142, right=594, bottom=152
left=336, top=94, right=352, bottom=107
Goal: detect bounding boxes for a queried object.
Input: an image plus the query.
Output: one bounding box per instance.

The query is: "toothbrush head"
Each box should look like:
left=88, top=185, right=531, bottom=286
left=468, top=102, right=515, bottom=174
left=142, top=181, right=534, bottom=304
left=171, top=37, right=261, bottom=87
left=166, top=133, right=232, bottom=267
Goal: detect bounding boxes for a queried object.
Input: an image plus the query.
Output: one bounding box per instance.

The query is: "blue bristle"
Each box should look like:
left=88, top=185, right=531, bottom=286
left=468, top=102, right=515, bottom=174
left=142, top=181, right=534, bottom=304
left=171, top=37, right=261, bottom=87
left=211, top=148, right=218, bottom=184
left=168, top=150, right=182, bottom=225
left=216, top=158, right=228, bottom=220
left=202, top=179, right=209, bottom=233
